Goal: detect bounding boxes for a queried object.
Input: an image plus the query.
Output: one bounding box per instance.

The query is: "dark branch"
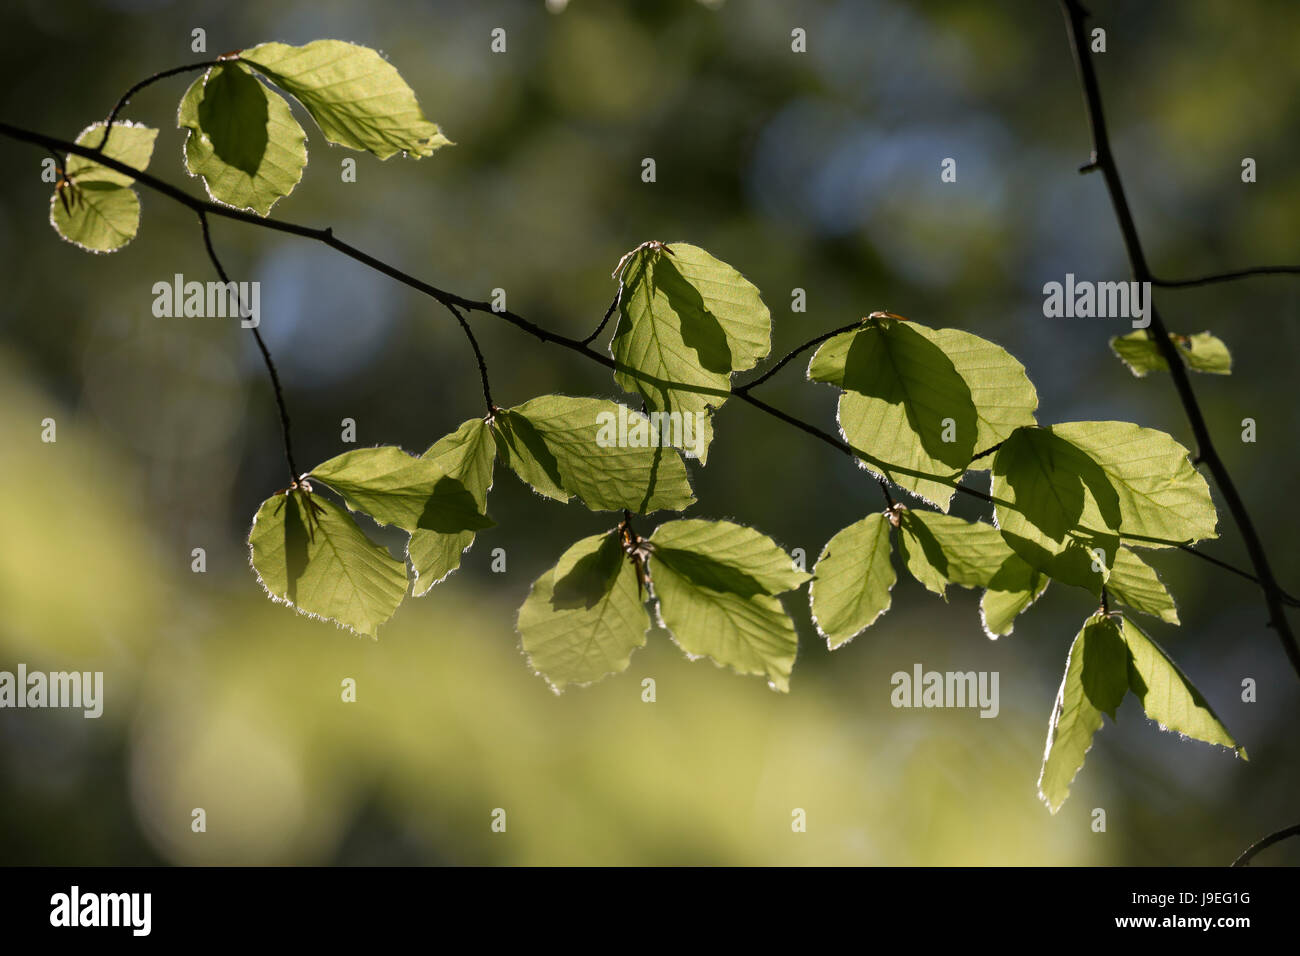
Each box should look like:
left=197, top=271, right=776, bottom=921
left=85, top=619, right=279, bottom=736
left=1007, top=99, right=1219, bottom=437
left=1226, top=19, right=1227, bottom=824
left=969, top=441, right=1005, bottom=464
left=96, top=59, right=227, bottom=150
left=1174, top=544, right=1300, bottom=607
left=197, top=210, right=299, bottom=483
left=1059, top=0, right=1300, bottom=678
left=581, top=285, right=621, bottom=347
left=445, top=301, right=495, bottom=413
left=1153, top=266, right=1300, bottom=289
left=1232, top=822, right=1300, bottom=867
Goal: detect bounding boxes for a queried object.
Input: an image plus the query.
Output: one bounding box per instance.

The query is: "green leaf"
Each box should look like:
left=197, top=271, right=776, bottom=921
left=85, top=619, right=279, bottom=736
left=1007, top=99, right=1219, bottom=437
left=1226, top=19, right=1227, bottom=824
left=651, top=519, right=810, bottom=594
left=421, top=418, right=496, bottom=509
left=517, top=531, right=651, bottom=692
left=809, top=512, right=896, bottom=649
left=649, top=519, right=808, bottom=691
left=917, top=326, right=1039, bottom=457
left=1110, top=331, right=1232, bottom=377
left=309, top=445, right=494, bottom=535
left=1051, top=421, right=1217, bottom=548
left=980, top=554, right=1049, bottom=639
left=895, top=511, right=1050, bottom=638
left=610, top=242, right=772, bottom=464
left=897, top=510, right=1014, bottom=598
left=50, top=121, right=158, bottom=253
left=1106, top=547, right=1179, bottom=624
left=49, top=182, right=141, bottom=253
left=493, top=395, right=695, bottom=513
left=1120, top=614, right=1243, bottom=756
left=248, top=489, right=408, bottom=637
left=991, top=426, right=1121, bottom=593
left=1038, top=613, right=1129, bottom=813
left=408, top=419, right=498, bottom=595
left=243, top=40, right=451, bottom=159
left=1038, top=611, right=1243, bottom=813
left=809, top=316, right=978, bottom=510
left=66, top=121, right=158, bottom=185
left=178, top=63, right=308, bottom=215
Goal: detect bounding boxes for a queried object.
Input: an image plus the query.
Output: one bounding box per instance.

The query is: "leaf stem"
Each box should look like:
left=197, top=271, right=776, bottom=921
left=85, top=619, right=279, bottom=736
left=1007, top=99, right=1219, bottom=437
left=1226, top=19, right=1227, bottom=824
left=444, top=301, right=495, bottom=414
left=580, top=285, right=621, bottom=346
left=197, top=210, right=299, bottom=484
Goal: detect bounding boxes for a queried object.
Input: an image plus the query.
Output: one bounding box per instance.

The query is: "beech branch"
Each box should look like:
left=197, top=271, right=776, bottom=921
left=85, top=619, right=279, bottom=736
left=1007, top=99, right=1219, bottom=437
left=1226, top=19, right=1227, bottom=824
left=1059, top=0, right=1299, bottom=678
left=0, top=54, right=1293, bottom=622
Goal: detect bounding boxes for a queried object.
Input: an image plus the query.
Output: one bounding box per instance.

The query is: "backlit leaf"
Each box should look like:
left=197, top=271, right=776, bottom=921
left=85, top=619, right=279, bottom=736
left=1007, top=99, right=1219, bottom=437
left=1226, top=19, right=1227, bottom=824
left=493, top=395, right=695, bottom=513
left=1110, top=331, right=1232, bottom=377
left=243, top=40, right=451, bottom=159
left=1120, top=614, right=1243, bottom=755
left=649, top=519, right=808, bottom=692
left=991, top=426, right=1121, bottom=593
left=178, top=62, right=308, bottom=215
left=247, top=489, right=408, bottom=637
left=808, top=316, right=978, bottom=511
left=310, top=445, right=493, bottom=535
left=518, top=531, right=650, bottom=692
left=1051, top=421, right=1217, bottom=548
left=1038, top=613, right=1128, bottom=813
left=50, top=121, right=158, bottom=253
left=809, top=512, right=896, bottom=648
left=408, top=419, right=498, bottom=595
left=610, top=242, right=771, bottom=463
left=1106, top=547, right=1179, bottom=624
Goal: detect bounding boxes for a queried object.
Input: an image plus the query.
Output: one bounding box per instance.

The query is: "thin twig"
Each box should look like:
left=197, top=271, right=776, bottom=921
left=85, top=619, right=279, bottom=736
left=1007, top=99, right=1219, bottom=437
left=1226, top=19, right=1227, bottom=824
left=581, top=285, right=622, bottom=346
left=735, top=321, right=861, bottom=394
left=197, top=210, right=299, bottom=483
left=1232, top=822, right=1300, bottom=866
left=1178, top=544, right=1300, bottom=606
left=444, top=301, right=494, bottom=413
left=96, top=59, right=228, bottom=149
left=1154, top=266, right=1300, bottom=289
left=1059, top=0, right=1299, bottom=678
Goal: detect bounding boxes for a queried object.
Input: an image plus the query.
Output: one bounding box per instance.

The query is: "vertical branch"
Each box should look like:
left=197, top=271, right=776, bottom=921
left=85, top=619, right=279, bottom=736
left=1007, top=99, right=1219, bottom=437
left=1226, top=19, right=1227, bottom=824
left=443, top=301, right=495, bottom=414
left=1058, top=0, right=1300, bottom=677
left=198, top=211, right=300, bottom=483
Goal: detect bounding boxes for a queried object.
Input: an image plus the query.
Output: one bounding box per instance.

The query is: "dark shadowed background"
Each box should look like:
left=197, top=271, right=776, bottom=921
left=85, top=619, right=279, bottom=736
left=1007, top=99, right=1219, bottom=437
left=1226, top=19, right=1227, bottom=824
left=0, top=0, right=1297, bottom=864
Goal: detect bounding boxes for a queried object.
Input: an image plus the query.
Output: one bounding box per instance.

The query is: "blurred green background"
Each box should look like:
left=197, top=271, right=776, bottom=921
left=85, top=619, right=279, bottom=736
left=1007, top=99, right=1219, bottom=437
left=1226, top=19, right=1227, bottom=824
left=0, top=0, right=1297, bottom=865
